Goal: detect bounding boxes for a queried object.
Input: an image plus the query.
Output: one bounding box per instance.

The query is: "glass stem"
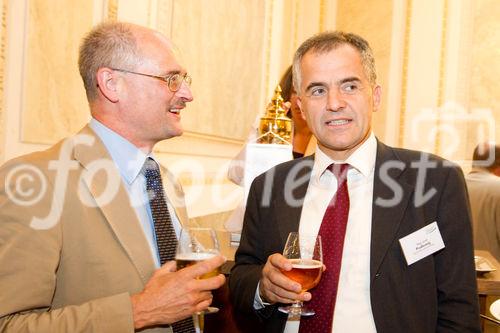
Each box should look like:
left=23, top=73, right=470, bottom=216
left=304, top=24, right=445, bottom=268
left=290, top=301, right=303, bottom=316
left=196, top=312, right=204, bottom=333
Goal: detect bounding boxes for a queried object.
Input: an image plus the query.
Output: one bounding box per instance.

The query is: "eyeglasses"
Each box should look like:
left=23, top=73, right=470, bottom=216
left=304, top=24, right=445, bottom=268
left=111, top=68, right=192, bottom=92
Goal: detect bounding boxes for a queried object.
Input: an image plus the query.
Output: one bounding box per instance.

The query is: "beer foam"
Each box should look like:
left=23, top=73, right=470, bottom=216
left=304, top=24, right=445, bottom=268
left=290, top=259, right=322, bottom=269
left=176, top=252, right=217, bottom=261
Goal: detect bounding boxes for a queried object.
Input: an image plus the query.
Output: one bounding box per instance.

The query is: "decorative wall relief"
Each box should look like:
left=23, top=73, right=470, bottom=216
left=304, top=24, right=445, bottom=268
left=167, top=0, right=266, bottom=142
left=0, top=0, right=7, bottom=161
left=21, top=0, right=93, bottom=144
left=336, top=0, right=393, bottom=139
left=469, top=0, right=500, bottom=144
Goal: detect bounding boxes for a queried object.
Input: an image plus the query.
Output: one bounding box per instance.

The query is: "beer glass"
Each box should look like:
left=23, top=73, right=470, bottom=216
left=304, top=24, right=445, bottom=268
left=176, top=227, right=220, bottom=333
left=278, top=232, right=323, bottom=316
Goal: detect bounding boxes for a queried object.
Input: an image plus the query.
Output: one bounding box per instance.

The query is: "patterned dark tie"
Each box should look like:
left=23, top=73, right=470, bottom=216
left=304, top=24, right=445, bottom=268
left=299, top=163, right=350, bottom=333
left=143, top=157, right=195, bottom=333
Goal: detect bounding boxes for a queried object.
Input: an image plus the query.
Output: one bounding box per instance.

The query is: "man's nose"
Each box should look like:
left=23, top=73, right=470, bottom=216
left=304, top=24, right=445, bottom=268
left=326, top=88, right=347, bottom=111
left=176, top=81, right=194, bottom=102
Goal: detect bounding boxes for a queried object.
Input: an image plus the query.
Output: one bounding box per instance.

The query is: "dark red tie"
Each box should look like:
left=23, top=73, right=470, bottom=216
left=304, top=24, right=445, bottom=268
left=299, top=163, right=350, bottom=333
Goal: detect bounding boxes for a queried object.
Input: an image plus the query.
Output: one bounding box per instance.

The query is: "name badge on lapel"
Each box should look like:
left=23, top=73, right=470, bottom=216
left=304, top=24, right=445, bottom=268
left=399, top=222, right=445, bottom=265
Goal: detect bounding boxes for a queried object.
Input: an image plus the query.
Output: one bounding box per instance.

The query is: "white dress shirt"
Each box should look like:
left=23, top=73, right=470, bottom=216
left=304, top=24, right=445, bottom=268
left=89, top=118, right=182, bottom=268
left=284, top=133, right=378, bottom=333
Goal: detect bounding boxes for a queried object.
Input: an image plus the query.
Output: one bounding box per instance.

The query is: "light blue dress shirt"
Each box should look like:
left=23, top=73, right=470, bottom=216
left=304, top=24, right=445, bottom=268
left=89, top=118, right=182, bottom=268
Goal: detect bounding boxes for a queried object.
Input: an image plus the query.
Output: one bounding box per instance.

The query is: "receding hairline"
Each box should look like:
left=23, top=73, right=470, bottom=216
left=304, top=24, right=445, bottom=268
left=292, top=31, right=377, bottom=93
left=293, top=43, right=365, bottom=91
left=78, top=21, right=180, bottom=102
left=128, top=25, right=181, bottom=68
left=125, top=23, right=174, bottom=53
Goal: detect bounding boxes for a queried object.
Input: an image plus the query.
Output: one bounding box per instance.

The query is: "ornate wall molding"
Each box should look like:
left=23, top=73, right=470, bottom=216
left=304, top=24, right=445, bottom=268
left=156, top=0, right=172, bottom=37
left=397, top=0, right=412, bottom=148
left=0, top=0, right=6, bottom=109
left=107, top=0, right=117, bottom=21
left=146, top=0, right=153, bottom=26
left=434, top=0, right=448, bottom=154
left=263, top=0, right=274, bottom=100
left=0, top=0, right=7, bottom=162
left=20, top=0, right=93, bottom=144
left=0, top=0, right=343, bottom=164
left=293, top=0, right=299, bottom=50
left=155, top=130, right=242, bottom=158
left=319, top=0, right=325, bottom=31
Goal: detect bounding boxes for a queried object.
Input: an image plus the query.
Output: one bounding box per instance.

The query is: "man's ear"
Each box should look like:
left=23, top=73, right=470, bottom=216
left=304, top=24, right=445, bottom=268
left=96, top=67, right=120, bottom=103
left=297, top=96, right=307, bottom=121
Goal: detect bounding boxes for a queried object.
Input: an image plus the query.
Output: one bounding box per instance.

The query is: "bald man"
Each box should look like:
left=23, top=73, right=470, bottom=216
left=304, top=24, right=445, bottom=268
left=0, top=22, right=224, bottom=332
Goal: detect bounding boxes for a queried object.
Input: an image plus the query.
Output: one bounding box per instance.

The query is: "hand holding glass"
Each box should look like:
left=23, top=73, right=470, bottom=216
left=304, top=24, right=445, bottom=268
left=175, top=227, right=220, bottom=332
left=278, top=232, right=323, bottom=316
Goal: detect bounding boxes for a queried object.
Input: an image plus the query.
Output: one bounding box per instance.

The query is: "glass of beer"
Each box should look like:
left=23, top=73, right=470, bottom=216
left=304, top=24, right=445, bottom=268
left=176, top=227, right=221, bottom=332
left=278, top=232, right=323, bottom=316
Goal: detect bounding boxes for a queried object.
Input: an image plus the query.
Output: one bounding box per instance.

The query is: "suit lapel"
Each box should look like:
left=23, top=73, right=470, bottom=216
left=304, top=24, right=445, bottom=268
left=268, top=146, right=414, bottom=281
left=73, top=126, right=156, bottom=284
left=275, top=156, right=314, bottom=245
left=370, top=141, right=414, bottom=281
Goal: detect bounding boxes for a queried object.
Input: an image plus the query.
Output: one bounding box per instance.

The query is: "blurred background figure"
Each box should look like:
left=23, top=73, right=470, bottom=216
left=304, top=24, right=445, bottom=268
left=466, top=142, right=500, bottom=261
left=227, top=65, right=314, bottom=186
left=277, top=65, right=313, bottom=159
left=225, top=66, right=315, bottom=233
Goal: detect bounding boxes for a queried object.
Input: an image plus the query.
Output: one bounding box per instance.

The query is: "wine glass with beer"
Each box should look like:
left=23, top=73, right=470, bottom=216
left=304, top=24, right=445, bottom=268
left=278, top=232, right=323, bottom=316
left=176, top=227, right=221, bottom=332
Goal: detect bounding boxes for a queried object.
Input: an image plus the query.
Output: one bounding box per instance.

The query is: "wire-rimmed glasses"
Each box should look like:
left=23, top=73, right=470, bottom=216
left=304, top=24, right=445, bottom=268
left=111, top=68, right=192, bottom=92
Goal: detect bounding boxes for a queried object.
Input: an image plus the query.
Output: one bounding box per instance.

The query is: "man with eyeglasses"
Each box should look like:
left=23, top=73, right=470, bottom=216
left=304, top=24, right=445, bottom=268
left=0, top=22, right=225, bottom=332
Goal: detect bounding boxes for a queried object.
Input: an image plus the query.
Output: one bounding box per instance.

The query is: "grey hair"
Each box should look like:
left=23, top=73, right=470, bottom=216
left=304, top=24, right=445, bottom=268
left=292, top=31, right=377, bottom=93
left=78, top=21, right=141, bottom=101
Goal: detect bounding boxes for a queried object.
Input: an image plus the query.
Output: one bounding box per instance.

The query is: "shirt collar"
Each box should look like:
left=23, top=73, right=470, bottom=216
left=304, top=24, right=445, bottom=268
left=313, top=132, right=377, bottom=180
left=89, top=118, right=154, bottom=184
left=467, top=169, right=500, bottom=182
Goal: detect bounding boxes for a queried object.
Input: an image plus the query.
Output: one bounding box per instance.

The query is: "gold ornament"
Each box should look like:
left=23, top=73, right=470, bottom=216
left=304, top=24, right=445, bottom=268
left=257, top=85, right=292, bottom=144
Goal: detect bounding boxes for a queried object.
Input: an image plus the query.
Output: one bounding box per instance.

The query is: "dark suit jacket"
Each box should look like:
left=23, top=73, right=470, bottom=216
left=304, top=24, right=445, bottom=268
left=229, top=141, right=480, bottom=333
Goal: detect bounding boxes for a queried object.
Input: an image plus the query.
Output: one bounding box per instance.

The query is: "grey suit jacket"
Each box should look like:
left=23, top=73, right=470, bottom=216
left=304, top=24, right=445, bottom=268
left=229, top=141, right=480, bottom=333
left=466, top=170, right=500, bottom=261
left=0, top=126, right=188, bottom=332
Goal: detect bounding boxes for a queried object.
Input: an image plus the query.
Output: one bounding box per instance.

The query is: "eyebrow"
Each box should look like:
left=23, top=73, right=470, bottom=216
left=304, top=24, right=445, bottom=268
left=304, top=76, right=362, bottom=92
left=161, top=69, right=182, bottom=76
left=337, top=76, right=362, bottom=85
left=305, top=81, right=326, bottom=92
